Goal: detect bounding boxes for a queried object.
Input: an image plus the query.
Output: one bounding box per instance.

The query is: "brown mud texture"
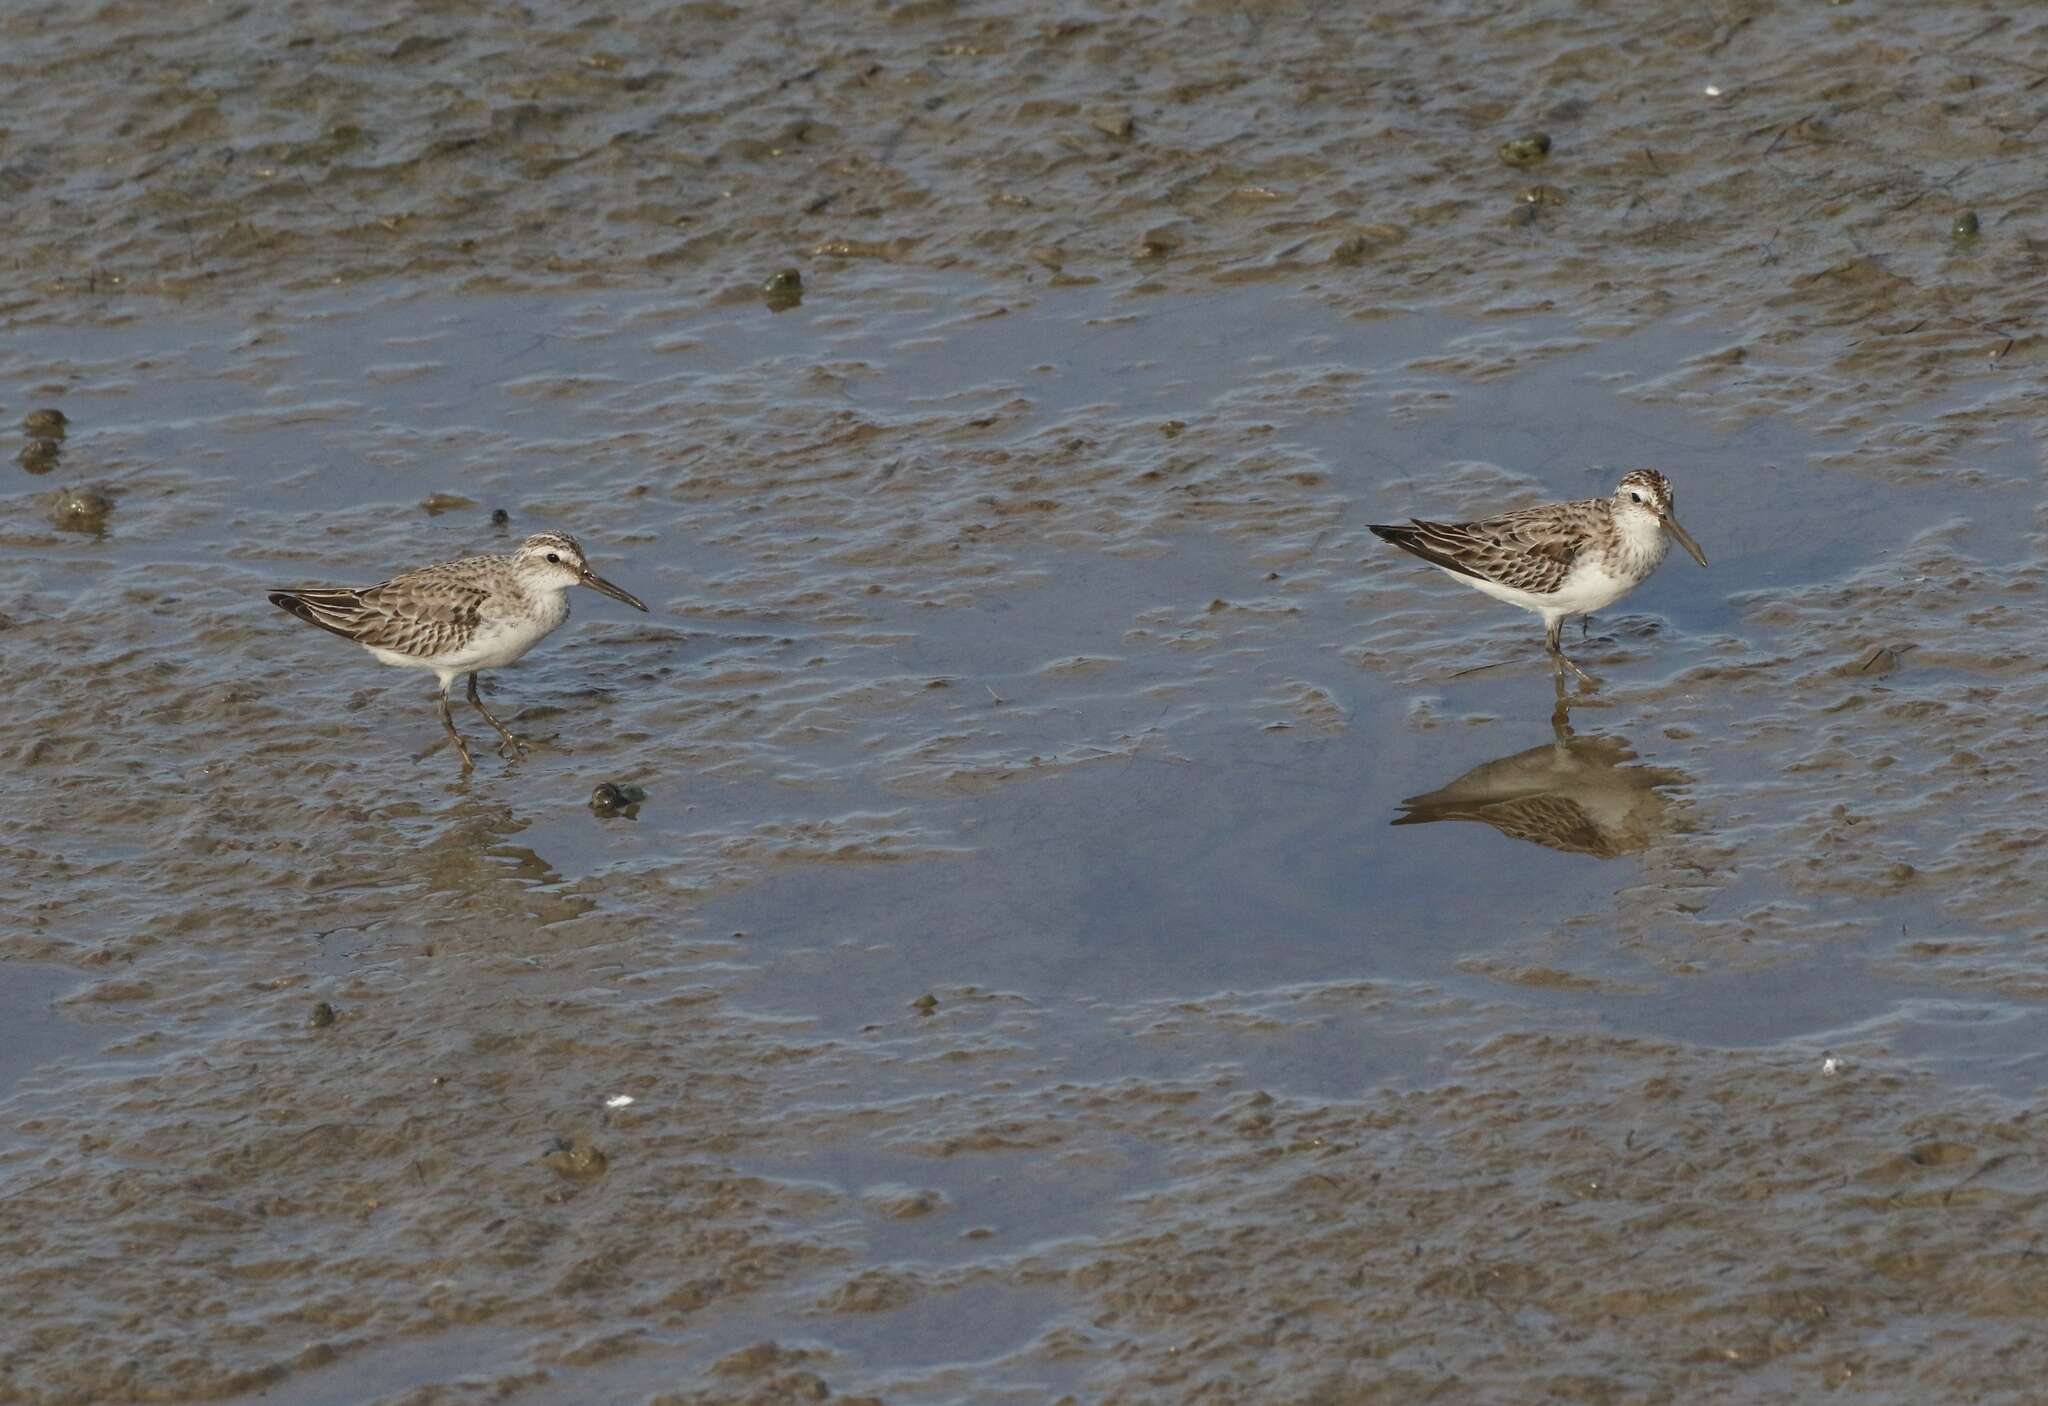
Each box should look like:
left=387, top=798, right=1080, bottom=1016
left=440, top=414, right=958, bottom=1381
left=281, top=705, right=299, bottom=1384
left=6, top=2, right=2048, bottom=1404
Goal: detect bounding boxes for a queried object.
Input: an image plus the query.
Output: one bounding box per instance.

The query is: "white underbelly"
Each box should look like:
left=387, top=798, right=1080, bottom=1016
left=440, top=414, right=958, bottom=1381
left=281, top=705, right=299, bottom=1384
left=363, top=616, right=555, bottom=675
left=1444, top=561, right=1640, bottom=620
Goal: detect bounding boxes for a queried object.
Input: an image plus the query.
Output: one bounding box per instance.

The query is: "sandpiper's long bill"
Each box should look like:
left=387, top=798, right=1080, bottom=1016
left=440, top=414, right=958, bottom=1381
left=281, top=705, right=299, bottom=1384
left=1369, top=469, right=1706, bottom=683
left=269, top=531, right=649, bottom=771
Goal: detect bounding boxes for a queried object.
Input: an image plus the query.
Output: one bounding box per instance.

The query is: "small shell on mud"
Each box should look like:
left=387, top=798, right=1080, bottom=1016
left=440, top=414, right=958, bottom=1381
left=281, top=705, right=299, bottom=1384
left=23, top=408, right=68, bottom=438
left=47, top=485, right=114, bottom=533
left=1089, top=106, right=1135, bottom=141
left=419, top=492, right=475, bottom=515
left=309, top=1001, right=337, bottom=1028
left=1329, top=224, right=1407, bottom=264
left=1497, top=133, right=1552, bottom=168
left=1520, top=184, right=1567, bottom=206
left=1951, top=210, right=1980, bottom=240
left=810, top=237, right=893, bottom=259
left=862, top=1184, right=949, bottom=1218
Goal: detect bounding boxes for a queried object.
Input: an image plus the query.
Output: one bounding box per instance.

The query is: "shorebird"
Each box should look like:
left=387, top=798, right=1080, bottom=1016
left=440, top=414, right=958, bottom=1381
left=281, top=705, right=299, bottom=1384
left=1369, top=469, right=1707, bottom=682
left=269, top=531, right=648, bottom=770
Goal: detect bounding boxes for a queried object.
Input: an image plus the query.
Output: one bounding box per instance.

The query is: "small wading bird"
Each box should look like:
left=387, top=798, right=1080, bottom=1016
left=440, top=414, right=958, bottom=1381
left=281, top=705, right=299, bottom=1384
left=269, top=531, right=648, bottom=770
left=1369, top=469, right=1707, bottom=683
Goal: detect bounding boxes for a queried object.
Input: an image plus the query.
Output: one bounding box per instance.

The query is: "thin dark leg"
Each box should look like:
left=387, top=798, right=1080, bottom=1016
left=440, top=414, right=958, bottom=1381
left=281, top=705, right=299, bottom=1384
left=1545, top=617, right=1596, bottom=687
left=438, top=689, right=475, bottom=771
left=466, top=672, right=527, bottom=756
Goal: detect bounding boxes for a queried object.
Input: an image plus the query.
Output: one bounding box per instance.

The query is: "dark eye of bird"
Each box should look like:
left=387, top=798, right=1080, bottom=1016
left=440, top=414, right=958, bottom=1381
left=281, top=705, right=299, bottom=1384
left=1630, top=493, right=1642, bottom=503
left=546, top=553, right=560, bottom=563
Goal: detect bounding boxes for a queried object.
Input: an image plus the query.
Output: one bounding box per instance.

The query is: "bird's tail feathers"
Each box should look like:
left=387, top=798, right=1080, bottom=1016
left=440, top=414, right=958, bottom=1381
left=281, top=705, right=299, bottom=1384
left=269, top=588, right=368, bottom=642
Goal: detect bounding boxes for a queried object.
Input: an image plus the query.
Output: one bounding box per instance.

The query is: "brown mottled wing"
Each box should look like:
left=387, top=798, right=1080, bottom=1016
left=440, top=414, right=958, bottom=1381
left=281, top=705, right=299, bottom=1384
left=1392, top=794, right=1614, bottom=857
left=270, top=560, right=489, bottom=658
left=1369, top=500, right=1594, bottom=593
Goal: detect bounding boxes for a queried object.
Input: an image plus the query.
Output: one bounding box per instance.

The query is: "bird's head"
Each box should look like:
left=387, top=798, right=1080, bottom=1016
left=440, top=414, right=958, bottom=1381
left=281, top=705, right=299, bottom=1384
left=1612, top=470, right=1707, bottom=567
left=512, top=532, right=649, bottom=609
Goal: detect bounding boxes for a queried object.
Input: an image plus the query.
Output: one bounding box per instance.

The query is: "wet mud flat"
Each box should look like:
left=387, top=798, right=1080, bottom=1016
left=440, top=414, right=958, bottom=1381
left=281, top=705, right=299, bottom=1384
left=5, top=0, right=2048, bottom=1401
left=4, top=278, right=2047, bottom=1404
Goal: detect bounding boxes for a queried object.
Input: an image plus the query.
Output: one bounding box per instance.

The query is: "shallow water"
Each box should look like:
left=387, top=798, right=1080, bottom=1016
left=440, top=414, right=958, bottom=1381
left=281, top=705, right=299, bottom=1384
left=7, top=2, right=2048, bottom=1402
left=8, top=271, right=2047, bottom=1404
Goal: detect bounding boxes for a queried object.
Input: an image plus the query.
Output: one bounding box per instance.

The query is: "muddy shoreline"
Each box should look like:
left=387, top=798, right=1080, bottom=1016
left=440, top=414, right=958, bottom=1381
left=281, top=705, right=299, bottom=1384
left=6, top=3, right=2048, bottom=1402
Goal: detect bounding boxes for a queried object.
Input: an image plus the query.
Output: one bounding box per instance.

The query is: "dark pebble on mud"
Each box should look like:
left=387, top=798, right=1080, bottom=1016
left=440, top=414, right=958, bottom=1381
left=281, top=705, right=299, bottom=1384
left=23, top=408, right=67, bottom=438
left=589, top=781, right=646, bottom=817
left=1329, top=224, right=1406, bottom=264
left=47, top=485, right=113, bottom=533
left=1134, top=224, right=1186, bottom=259
left=542, top=1136, right=608, bottom=1179
left=911, top=992, right=939, bottom=1014
left=490, top=508, right=510, bottom=527
left=1952, top=210, right=1980, bottom=240
left=1498, top=132, right=1552, bottom=167
left=17, top=439, right=60, bottom=474
left=310, top=1002, right=336, bottom=1028
left=762, top=267, right=803, bottom=312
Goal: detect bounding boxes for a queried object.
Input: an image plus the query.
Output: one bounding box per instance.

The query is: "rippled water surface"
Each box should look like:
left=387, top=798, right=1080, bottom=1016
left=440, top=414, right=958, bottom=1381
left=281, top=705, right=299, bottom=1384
left=7, top=2, right=2048, bottom=1403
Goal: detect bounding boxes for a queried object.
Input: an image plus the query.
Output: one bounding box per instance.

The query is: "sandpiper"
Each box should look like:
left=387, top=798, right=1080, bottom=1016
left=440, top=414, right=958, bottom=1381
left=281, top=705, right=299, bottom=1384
left=269, top=531, right=649, bottom=770
left=1369, top=469, right=1707, bottom=682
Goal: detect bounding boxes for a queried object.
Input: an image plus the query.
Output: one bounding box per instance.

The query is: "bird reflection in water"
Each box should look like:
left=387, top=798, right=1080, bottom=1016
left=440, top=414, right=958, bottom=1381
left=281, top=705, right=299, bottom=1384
left=1393, top=680, right=1687, bottom=859
left=408, top=795, right=591, bottom=923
